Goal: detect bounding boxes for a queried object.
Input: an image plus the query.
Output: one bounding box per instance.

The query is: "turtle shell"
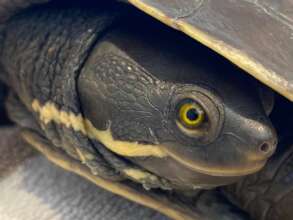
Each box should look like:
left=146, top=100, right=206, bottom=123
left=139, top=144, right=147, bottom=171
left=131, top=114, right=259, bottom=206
left=0, top=1, right=291, bottom=220
left=128, top=0, right=293, bottom=101
left=1, top=0, right=292, bottom=100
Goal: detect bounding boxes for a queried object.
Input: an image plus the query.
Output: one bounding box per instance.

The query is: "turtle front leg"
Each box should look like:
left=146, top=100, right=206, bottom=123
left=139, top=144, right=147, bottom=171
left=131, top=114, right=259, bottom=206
left=224, top=143, right=293, bottom=220
left=184, top=189, right=253, bottom=220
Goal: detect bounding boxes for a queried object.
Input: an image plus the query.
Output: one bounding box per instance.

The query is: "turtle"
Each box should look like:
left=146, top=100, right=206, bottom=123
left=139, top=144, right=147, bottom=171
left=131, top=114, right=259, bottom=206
left=0, top=1, right=292, bottom=220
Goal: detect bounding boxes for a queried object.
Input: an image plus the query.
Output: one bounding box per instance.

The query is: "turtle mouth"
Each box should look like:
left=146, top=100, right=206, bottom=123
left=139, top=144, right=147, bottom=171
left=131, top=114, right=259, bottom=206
left=162, top=147, right=266, bottom=177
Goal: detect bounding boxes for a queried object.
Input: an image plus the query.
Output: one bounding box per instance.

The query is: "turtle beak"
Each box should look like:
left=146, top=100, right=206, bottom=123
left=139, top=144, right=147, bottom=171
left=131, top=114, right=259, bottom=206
left=159, top=113, right=277, bottom=177
left=234, top=116, right=277, bottom=162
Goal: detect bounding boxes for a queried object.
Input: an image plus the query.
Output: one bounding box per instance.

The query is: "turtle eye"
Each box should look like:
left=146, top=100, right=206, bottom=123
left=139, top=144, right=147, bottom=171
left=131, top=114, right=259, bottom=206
left=172, top=90, right=223, bottom=143
left=178, top=100, right=205, bottom=128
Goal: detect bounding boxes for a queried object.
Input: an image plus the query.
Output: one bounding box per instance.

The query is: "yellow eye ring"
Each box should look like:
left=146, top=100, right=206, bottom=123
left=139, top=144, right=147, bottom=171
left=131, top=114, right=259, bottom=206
left=178, top=102, right=205, bottom=128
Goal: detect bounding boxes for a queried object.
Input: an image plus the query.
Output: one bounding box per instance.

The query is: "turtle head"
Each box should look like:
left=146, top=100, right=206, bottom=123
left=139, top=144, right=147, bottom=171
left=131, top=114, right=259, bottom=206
left=78, top=23, right=277, bottom=189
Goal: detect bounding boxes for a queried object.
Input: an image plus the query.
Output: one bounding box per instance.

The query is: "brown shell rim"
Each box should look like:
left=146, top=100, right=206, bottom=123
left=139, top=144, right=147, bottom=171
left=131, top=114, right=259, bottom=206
left=128, top=0, right=293, bottom=101
left=22, top=129, right=201, bottom=220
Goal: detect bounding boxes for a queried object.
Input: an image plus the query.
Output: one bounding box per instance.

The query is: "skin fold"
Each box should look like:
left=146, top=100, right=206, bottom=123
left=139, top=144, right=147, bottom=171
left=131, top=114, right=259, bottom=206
left=0, top=2, right=277, bottom=189
left=0, top=0, right=49, bottom=22
left=0, top=1, right=291, bottom=220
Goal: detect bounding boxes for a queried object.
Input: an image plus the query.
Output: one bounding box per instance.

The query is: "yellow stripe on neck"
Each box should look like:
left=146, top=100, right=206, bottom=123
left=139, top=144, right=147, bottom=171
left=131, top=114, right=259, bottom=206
left=32, top=99, right=167, bottom=158
left=124, top=168, right=159, bottom=182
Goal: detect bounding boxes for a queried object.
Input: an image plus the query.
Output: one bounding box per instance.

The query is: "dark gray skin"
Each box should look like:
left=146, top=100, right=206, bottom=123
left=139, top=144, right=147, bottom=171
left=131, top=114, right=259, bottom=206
left=0, top=3, right=277, bottom=189
left=79, top=17, right=277, bottom=189
left=0, top=3, right=285, bottom=220
left=0, top=0, right=49, bottom=22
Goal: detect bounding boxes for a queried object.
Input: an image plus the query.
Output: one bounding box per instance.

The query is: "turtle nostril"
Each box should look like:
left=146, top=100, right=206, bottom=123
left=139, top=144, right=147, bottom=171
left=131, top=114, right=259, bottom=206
left=254, top=122, right=277, bottom=157
left=258, top=138, right=277, bottom=158
left=259, top=142, right=270, bottom=153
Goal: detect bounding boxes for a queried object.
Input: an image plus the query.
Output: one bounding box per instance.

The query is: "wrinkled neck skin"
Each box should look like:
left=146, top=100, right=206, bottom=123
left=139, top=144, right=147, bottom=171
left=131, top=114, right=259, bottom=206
left=0, top=5, right=277, bottom=191
left=0, top=4, right=120, bottom=110
left=0, top=5, right=136, bottom=183
left=0, top=0, right=50, bottom=23
left=0, top=5, right=175, bottom=190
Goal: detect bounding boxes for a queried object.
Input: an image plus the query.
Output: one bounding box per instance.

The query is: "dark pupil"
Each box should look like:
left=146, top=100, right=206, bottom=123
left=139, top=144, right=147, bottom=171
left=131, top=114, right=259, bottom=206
left=186, top=108, right=199, bottom=121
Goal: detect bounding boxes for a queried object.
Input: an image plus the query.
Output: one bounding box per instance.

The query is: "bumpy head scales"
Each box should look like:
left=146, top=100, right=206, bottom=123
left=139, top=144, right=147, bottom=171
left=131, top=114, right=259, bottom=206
left=77, top=20, right=277, bottom=189
left=1, top=5, right=277, bottom=190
